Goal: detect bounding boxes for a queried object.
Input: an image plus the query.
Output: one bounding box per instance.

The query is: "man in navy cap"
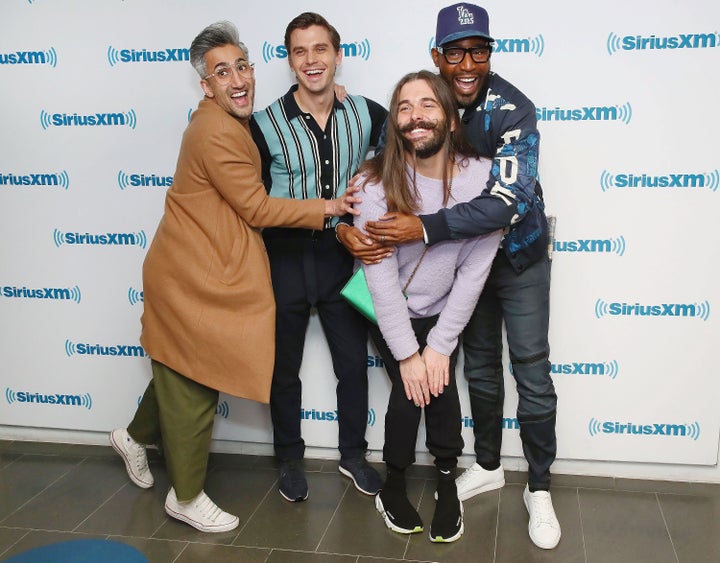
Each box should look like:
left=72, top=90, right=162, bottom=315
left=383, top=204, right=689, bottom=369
left=336, top=3, right=560, bottom=550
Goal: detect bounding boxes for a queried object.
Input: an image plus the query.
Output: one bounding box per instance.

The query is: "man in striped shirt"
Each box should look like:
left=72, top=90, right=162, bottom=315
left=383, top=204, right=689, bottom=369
left=250, top=12, right=387, bottom=503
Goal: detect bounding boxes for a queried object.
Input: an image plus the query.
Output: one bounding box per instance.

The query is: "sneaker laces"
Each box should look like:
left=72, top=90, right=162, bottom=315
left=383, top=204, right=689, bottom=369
left=456, top=466, right=478, bottom=486
left=528, top=491, right=556, bottom=527
left=128, top=440, right=148, bottom=472
left=193, top=492, right=225, bottom=522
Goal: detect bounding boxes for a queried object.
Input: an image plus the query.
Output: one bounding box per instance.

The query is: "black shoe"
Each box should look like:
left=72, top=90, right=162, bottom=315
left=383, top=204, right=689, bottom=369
left=278, top=460, right=308, bottom=502
left=339, top=456, right=383, bottom=495
left=430, top=472, right=464, bottom=542
left=375, top=489, right=423, bottom=534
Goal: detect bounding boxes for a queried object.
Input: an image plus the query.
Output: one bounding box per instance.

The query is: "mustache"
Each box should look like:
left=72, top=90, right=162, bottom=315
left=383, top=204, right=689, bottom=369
left=398, top=120, right=439, bottom=133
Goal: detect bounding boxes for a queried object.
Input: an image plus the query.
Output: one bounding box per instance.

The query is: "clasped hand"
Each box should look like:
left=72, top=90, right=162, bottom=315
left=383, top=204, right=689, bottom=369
left=399, top=346, right=450, bottom=408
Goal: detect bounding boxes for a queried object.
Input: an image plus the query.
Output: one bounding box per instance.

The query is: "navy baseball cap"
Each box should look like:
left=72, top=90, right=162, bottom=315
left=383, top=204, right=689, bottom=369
left=435, top=3, right=493, bottom=46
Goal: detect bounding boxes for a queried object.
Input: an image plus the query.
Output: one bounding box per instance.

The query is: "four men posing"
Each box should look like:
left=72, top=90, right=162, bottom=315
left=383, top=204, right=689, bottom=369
left=111, top=3, right=561, bottom=551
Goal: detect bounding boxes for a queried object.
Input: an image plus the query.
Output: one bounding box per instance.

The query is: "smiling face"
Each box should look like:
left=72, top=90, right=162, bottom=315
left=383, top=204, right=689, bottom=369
left=200, top=44, right=255, bottom=123
left=396, top=78, right=454, bottom=159
left=432, top=37, right=492, bottom=108
left=287, top=25, right=341, bottom=96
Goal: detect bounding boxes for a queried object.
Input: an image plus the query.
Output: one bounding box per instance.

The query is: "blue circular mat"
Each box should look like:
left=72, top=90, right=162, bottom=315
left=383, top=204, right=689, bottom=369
left=4, top=539, right=147, bottom=562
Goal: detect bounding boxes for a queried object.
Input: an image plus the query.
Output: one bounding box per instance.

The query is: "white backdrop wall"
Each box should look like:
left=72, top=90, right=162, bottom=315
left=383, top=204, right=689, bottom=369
left=1, top=0, right=718, bottom=483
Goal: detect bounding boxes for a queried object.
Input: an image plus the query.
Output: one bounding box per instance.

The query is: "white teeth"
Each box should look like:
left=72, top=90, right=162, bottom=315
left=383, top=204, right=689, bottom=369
left=458, top=78, right=476, bottom=83
left=231, top=92, right=247, bottom=98
left=306, top=70, right=322, bottom=75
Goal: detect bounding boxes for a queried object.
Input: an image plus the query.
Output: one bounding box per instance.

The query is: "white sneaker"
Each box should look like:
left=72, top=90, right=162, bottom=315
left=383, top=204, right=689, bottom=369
left=110, top=428, right=154, bottom=489
left=523, top=484, right=561, bottom=549
left=455, top=463, right=505, bottom=501
left=164, top=488, right=239, bottom=533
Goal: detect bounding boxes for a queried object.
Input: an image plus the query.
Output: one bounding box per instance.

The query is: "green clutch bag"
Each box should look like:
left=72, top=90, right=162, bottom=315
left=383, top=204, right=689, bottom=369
left=340, top=268, right=377, bottom=324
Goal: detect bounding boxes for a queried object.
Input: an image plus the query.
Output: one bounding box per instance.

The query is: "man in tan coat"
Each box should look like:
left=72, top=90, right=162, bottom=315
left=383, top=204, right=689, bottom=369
left=109, top=21, right=355, bottom=533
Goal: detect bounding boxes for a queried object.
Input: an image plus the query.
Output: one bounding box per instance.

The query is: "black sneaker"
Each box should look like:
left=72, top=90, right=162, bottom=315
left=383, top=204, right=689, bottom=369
left=339, top=457, right=383, bottom=495
left=430, top=475, right=464, bottom=542
left=278, top=460, right=308, bottom=502
left=375, top=490, right=423, bottom=534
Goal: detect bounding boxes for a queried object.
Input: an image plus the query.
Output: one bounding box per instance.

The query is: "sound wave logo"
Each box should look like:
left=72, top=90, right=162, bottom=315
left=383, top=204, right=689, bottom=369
left=118, top=170, right=130, bottom=190
left=612, top=236, right=626, bottom=256
left=216, top=400, right=229, bottom=419
left=107, top=46, right=120, bottom=67
left=44, top=47, right=57, bottom=67
left=40, top=110, right=51, bottom=130
left=127, top=287, right=143, bottom=305
left=367, top=408, right=376, bottom=426
left=601, top=169, right=719, bottom=192
left=607, top=32, right=623, bottom=55
left=530, top=35, right=545, bottom=57
left=53, top=229, right=147, bottom=248
left=261, top=42, right=277, bottom=63
left=595, top=299, right=711, bottom=321
left=6, top=387, right=93, bottom=410
left=355, top=38, right=371, bottom=60
left=617, top=103, right=632, bottom=124
left=187, top=108, right=193, bottom=122
left=589, top=417, right=701, bottom=441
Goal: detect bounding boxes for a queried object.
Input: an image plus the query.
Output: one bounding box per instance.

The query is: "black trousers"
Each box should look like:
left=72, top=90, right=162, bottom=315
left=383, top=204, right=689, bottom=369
left=369, top=315, right=463, bottom=471
left=264, top=228, right=369, bottom=461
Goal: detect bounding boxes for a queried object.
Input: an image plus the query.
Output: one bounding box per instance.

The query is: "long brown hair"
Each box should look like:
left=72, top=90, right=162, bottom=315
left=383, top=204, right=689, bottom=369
left=362, top=70, right=478, bottom=213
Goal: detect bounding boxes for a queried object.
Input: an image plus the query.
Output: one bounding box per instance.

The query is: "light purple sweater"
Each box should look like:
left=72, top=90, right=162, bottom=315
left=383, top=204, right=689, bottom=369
left=355, top=157, right=503, bottom=361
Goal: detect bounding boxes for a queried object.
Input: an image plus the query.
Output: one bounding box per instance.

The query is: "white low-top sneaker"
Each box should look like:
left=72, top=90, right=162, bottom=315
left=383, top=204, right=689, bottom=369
left=523, top=484, right=561, bottom=549
left=110, top=428, right=154, bottom=489
left=455, top=463, right=505, bottom=501
left=164, top=488, right=239, bottom=533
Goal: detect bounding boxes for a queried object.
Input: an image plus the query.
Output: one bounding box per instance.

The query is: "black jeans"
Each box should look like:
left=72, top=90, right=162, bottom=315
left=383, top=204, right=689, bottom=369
left=369, top=315, right=463, bottom=471
left=265, top=228, right=369, bottom=461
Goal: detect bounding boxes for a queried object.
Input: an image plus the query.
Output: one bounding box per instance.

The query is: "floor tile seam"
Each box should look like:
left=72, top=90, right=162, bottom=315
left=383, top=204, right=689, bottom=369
left=70, top=477, right=129, bottom=533
left=492, top=484, right=501, bottom=562
left=231, top=474, right=277, bottom=542
left=654, top=492, right=681, bottom=563
left=0, top=461, right=76, bottom=526
left=314, top=479, right=350, bottom=552
left=0, top=528, right=30, bottom=561
left=575, top=487, right=589, bottom=562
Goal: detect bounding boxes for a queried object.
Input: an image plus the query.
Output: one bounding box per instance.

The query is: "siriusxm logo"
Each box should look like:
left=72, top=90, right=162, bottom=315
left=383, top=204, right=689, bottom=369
left=553, top=236, right=626, bottom=256
left=607, top=32, right=719, bottom=55
left=216, top=400, right=229, bottom=418
left=1, top=285, right=81, bottom=303
left=107, top=46, right=189, bottom=66
left=0, top=47, right=57, bottom=67
left=537, top=103, right=632, bottom=124
left=600, top=169, right=719, bottom=192
left=589, top=418, right=701, bottom=441
left=428, top=35, right=545, bottom=57
left=118, top=170, right=173, bottom=190
left=40, top=109, right=137, bottom=129
left=6, top=387, right=92, bottom=410
left=0, top=170, right=69, bottom=189
left=302, top=407, right=377, bottom=426
left=367, top=354, right=385, bottom=368
left=552, top=360, right=619, bottom=379
left=65, top=340, right=146, bottom=358
left=128, top=287, right=144, bottom=306
left=595, top=299, right=711, bottom=321
left=261, top=39, right=371, bottom=63
left=53, top=229, right=147, bottom=249
left=462, top=416, right=519, bottom=430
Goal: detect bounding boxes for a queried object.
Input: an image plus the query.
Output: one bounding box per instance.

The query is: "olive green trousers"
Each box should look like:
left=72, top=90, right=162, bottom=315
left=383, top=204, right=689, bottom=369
left=127, top=360, right=218, bottom=501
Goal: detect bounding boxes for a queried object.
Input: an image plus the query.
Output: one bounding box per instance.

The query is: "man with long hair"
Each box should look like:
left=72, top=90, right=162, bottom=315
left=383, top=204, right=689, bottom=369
left=356, top=70, right=501, bottom=543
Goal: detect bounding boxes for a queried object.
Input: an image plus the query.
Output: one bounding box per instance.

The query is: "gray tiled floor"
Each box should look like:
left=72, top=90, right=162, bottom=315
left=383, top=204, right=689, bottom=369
left=0, top=440, right=718, bottom=562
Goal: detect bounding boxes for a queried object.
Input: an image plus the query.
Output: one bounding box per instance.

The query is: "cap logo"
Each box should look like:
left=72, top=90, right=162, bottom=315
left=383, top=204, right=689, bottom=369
left=457, top=6, right=475, bottom=26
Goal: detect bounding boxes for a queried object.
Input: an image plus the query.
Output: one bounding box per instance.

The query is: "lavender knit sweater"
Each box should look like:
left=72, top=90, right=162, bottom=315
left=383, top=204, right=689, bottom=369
left=355, top=157, right=503, bottom=361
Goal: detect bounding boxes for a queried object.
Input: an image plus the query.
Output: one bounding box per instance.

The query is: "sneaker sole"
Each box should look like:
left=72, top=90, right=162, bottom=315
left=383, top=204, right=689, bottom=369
left=339, top=465, right=380, bottom=495
left=279, top=488, right=308, bottom=502
left=375, top=494, right=423, bottom=534
left=164, top=503, right=239, bottom=533
left=457, top=477, right=505, bottom=502
left=429, top=505, right=464, bottom=543
left=109, top=431, right=154, bottom=489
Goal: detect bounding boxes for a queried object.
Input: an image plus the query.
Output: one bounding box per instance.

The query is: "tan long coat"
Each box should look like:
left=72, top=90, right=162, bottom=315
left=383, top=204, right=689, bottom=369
left=139, top=99, right=325, bottom=402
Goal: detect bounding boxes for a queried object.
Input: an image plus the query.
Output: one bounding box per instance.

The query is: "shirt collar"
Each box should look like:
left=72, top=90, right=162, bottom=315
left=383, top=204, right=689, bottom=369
left=281, top=84, right=346, bottom=121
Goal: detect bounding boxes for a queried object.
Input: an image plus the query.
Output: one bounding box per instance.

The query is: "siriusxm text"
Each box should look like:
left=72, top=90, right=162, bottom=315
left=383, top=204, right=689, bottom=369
left=11, top=392, right=85, bottom=405
left=622, top=33, right=718, bottom=51
left=2, top=286, right=74, bottom=300
left=0, top=173, right=62, bottom=186
left=73, top=344, right=146, bottom=357
left=116, top=48, right=189, bottom=63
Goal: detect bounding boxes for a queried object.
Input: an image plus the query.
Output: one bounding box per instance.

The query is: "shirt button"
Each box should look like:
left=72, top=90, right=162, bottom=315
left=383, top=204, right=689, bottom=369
left=324, top=160, right=329, bottom=165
